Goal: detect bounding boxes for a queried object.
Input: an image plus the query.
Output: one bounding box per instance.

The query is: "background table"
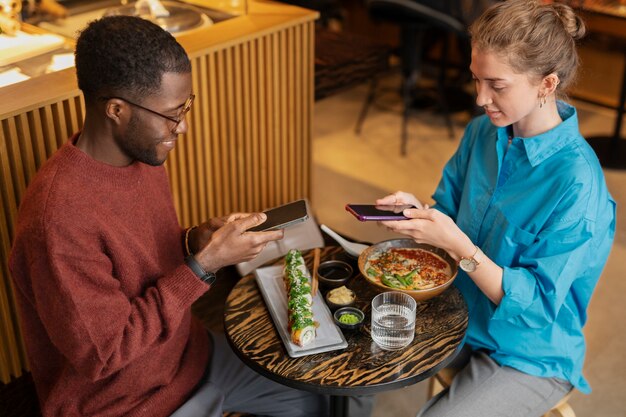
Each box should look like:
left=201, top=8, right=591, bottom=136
left=224, top=246, right=468, bottom=417
left=562, top=0, right=626, bottom=168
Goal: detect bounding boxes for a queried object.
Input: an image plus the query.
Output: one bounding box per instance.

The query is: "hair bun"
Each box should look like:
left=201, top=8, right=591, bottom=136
left=552, top=3, right=586, bottom=41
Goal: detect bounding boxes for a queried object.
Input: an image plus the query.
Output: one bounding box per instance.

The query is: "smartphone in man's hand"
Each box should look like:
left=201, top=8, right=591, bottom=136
left=247, top=200, right=309, bottom=232
left=345, top=204, right=416, bottom=221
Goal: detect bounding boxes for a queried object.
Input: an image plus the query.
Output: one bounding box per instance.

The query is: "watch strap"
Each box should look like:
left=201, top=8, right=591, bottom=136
left=185, top=255, right=216, bottom=285
left=468, top=246, right=483, bottom=265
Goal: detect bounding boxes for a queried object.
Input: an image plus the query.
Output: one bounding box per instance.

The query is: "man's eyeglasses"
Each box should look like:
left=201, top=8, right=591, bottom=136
left=101, top=94, right=195, bottom=133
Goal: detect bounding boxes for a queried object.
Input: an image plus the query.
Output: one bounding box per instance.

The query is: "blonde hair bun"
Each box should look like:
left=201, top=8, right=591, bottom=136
left=552, top=2, right=586, bottom=41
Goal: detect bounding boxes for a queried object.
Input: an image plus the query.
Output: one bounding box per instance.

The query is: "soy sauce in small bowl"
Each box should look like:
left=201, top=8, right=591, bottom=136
left=317, top=260, right=353, bottom=288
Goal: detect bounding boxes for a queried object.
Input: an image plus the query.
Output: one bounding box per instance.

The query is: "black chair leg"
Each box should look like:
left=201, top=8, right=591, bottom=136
left=401, top=104, right=410, bottom=156
left=437, top=34, right=455, bottom=139
left=400, top=24, right=424, bottom=156
left=355, top=77, right=379, bottom=135
left=401, top=67, right=419, bottom=156
left=609, top=51, right=626, bottom=155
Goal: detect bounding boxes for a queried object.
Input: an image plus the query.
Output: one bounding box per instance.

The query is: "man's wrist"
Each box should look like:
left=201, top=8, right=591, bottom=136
left=185, top=255, right=216, bottom=285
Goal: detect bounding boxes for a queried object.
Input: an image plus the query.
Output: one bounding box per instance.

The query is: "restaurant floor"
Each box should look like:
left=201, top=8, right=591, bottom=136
left=310, top=73, right=626, bottom=417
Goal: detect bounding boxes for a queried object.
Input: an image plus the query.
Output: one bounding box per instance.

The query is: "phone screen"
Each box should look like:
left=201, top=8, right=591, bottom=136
left=345, top=204, right=415, bottom=221
left=248, top=200, right=309, bottom=232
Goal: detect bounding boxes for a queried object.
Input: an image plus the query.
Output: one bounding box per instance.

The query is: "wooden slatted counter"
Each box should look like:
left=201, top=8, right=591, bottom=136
left=0, top=1, right=318, bottom=383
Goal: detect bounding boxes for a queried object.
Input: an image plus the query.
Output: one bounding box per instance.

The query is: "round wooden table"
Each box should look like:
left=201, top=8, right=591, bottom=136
left=224, top=246, right=468, bottom=417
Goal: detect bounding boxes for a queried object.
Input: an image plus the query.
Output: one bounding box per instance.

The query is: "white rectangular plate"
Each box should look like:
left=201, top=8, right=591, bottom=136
left=255, top=265, right=348, bottom=358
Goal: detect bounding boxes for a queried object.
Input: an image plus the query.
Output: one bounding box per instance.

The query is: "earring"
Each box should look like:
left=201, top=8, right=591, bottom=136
left=539, top=95, right=547, bottom=108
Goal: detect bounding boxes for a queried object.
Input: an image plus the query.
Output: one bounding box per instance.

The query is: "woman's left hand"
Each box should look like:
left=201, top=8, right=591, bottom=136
left=380, top=208, right=472, bottom=261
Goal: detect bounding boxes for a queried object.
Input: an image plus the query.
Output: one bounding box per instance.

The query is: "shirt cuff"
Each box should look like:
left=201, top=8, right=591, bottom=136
left=492, top=266, right=535, bottom=321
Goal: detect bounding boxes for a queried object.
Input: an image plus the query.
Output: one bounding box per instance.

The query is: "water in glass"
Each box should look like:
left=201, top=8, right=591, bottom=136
left=371, top=292, right=416, bottom=350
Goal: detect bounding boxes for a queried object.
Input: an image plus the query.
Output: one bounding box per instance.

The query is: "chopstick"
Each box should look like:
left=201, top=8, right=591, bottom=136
left=311, top=247, right=321, bottom=296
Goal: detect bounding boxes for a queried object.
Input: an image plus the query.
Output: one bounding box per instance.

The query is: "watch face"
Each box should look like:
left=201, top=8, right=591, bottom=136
left=459, top=258, right=477, bottom=272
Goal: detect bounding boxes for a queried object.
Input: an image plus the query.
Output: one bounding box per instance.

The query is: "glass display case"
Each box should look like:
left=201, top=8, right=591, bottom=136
left=185, top=0, right=248, bottom=16
left=0, top=0, right=248, bottom=88
left=36, top=0, right=246, bottom=39
left=0, top=24, right=73, bottom=88
left=52, top=0, right=248, bottom=17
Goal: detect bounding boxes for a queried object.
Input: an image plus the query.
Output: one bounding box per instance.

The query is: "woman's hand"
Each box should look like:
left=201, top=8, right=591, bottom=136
left=380, top=199, right=505, bottom=304
left=376, top=191, right=426, bottom=209
left=380, top=208, right=473, bottom=261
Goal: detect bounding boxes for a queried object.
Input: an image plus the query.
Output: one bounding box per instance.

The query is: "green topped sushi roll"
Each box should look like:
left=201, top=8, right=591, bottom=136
left=283, top=249, right=317, bottom=347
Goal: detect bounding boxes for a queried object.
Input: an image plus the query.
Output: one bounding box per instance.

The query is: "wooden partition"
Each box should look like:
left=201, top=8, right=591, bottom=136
left=0, top=4, right=316, bottom=383
left=175, top=22, right=315, bottom=225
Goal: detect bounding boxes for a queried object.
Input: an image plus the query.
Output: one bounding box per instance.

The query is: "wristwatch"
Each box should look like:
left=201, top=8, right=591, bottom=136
left=459, top=246, right=484, bottom=273
left=185, top=255, right=217, bottom=285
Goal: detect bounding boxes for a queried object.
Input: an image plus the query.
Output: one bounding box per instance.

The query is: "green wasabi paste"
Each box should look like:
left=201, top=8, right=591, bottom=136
left=338, top=313, right=360, bottom=325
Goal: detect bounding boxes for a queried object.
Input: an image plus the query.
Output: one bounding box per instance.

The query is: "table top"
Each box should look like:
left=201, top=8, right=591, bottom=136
left=224, top=246, right=468, bottom=396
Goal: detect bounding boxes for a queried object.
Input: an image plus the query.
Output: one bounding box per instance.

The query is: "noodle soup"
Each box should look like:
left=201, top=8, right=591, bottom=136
left=364, top=248, right=452, bottom=290
left=358, top=239, right=458, bottom=301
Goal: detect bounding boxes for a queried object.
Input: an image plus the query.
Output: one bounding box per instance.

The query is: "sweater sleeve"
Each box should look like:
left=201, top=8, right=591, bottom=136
left=25, top=219, right=210, bottom=382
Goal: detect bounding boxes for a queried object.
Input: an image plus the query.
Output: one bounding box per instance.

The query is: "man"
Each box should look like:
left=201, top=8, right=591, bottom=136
left=9, top=15, right=329, bottom=417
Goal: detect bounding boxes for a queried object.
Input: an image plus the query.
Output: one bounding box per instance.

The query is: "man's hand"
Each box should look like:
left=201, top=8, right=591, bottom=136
left=192, top=213, right=284, bottom=272
left=188, top=213, right=250, bottom=254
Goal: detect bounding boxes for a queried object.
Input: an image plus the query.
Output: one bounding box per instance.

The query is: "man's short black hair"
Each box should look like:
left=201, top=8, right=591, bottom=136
left=75, top=15, right=191, bottom=102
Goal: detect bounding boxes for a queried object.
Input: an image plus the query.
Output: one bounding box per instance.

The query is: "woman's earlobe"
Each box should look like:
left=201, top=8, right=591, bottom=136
left=542, top=73, right=560, bottom=95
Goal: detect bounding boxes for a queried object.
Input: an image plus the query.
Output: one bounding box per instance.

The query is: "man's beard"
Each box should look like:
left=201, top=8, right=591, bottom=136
left=115, top=115, right=165, bottom=166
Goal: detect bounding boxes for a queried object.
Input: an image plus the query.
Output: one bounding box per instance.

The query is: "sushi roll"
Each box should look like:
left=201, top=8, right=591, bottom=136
left=284, top=249, right=316, bottom=347
left=290, top=319, right=316, bottom=346
left=288, top=281, right=313, bottom=306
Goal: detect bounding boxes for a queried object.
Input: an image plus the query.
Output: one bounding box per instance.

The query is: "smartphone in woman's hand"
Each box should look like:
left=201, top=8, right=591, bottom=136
left=345, top=204, right=416, bottom=221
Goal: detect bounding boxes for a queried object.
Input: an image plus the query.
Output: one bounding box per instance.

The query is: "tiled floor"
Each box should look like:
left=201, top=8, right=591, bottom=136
left=310, top=74, right=626, bottom=417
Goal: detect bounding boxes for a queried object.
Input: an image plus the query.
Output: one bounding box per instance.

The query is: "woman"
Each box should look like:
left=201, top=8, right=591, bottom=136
left=376, top=1, right=616, bottom=416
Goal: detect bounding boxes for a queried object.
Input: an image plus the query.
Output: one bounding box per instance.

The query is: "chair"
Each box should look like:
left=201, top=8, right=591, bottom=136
left=314, top=27, right=392, bottom=101
left=359, top=0, right=474, bottom=155
left=428, top=368, right=576, bottom=417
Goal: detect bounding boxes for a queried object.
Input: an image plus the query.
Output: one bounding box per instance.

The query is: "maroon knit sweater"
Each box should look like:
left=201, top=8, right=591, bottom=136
left=9, top=135, right=211, bottom=417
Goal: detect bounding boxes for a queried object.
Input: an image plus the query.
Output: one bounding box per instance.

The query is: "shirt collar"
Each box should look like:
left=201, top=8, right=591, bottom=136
left=496, top=101, right=580, bottom=167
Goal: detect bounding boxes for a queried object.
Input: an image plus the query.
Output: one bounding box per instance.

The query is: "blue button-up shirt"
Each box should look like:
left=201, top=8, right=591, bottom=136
left=433, top=102, right=616, bottom=393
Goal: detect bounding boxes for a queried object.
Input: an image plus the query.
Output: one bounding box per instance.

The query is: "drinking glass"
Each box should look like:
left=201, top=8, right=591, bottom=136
left=371, top=291, right=417, bottom=350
